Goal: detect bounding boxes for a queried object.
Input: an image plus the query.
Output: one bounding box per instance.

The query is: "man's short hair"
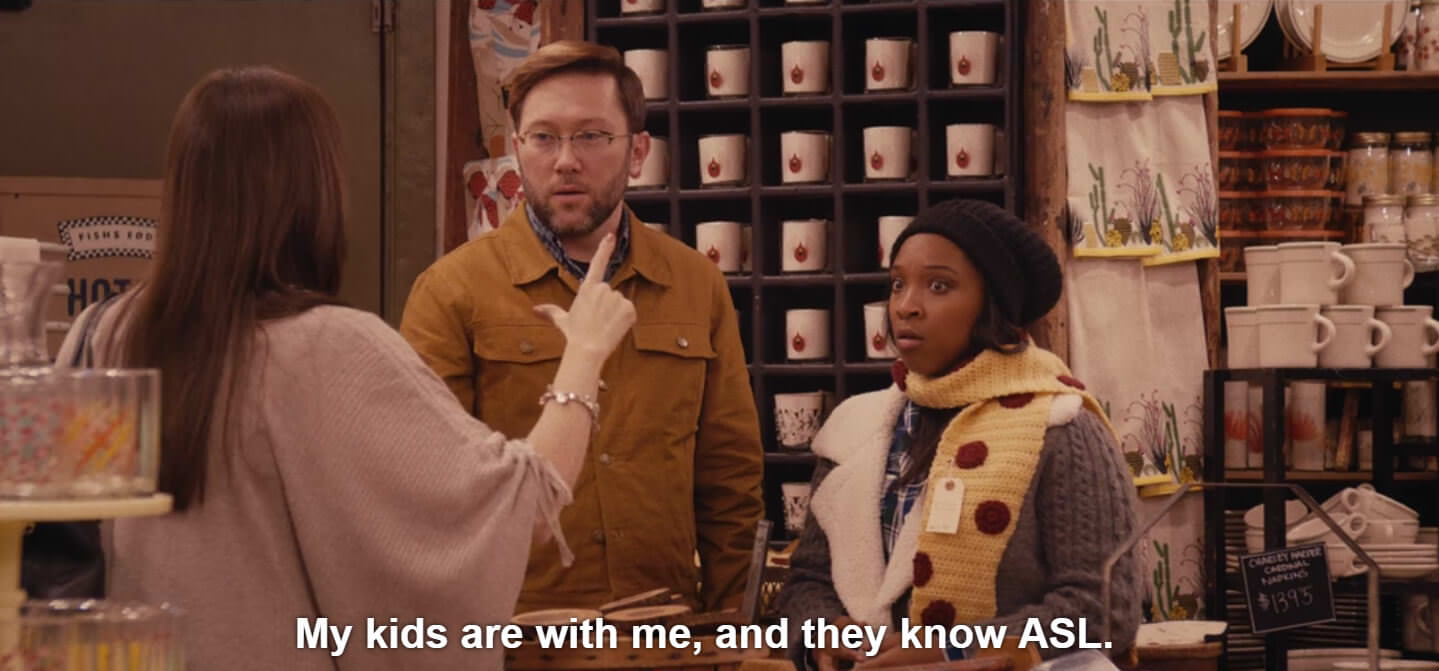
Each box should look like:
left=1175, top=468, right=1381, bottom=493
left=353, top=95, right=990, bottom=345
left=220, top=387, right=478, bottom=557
left=505, top=40, right=647, bottom=133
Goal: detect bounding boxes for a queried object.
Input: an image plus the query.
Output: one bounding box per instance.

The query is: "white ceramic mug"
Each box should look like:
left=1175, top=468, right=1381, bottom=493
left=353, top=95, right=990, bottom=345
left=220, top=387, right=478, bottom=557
left=1225, top=306, right=1260, bottom=368
left=1286, top=510, right=1367, bottom=546
left=1325, top=543, right=1371, bottom=579
left=1276, top=241, right=1355, bottom=306
left=1341, top=242, right=1416, bottom=306
left=623, top=49, right=669, bottom=101
left=774, top=392, right=826, bottom=450
left=786, top=308, right=831, bottom=360
left=1289, top=381, right=1326, bottom=471
left=706, top=45, right=750, bottom=98
left=949, top=31, right=1000, bottom=86
left=863, top=301, right=897, bottom=359
left=1375, top=305, right=1439, bottom=368
left=945, top=124, right=996, bottom=177
left=698, top=134, right=747, bottom=186
left=781, top=219, right=828, bottom=272
left=779, top=131, right=831, bottom=184
left=694, top=220, right=742, bottom=273
left=781, top=481, right=812, bottom=534
left=629, top=136, right=668, bottom=189
left=1404, top=595, right=1438, bottom=652
left=878, top=215, right=913, bottom=269
left=864, top=37, right=912, bottom=91
left=620, top=0, right=664, bottom=14
left=1319, top=305, right=1392, bottom=368
left=1255, top=304, right=1336, bottom=367
left=781, top=41, right=830, bottom=95
left=862, top=126, right=912, bottom=181
left=1244, top=245, right=1281, bottom=306
left=1341, top=483, right=1421, bottom=521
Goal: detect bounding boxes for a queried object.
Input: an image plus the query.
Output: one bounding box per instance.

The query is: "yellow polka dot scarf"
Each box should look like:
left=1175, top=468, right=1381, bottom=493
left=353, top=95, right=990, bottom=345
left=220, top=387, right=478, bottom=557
left=902, top=344, right=1112, bottom=626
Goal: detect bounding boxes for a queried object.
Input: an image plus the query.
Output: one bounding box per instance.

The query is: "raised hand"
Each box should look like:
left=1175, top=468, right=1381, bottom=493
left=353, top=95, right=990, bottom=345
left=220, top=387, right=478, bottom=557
left=532, top=233, right=637, bottom=358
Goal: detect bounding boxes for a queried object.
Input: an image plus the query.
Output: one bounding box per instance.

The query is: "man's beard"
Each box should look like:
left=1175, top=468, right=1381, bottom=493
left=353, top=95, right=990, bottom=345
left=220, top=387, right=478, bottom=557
left=525, top=168, right=628, bottom=239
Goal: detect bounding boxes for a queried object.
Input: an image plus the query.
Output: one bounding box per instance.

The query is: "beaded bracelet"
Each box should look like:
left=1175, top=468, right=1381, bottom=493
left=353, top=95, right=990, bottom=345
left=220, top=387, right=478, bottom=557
left=538, top=384, right=600, bottom=426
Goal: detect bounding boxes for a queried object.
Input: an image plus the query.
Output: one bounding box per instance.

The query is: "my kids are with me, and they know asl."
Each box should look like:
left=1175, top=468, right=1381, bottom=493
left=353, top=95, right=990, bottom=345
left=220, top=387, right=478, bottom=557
left=401, top=40, right=765, bottom=616
left=57, top=65, right=636, bottom=671
left=776, top=199, right=1144, bottom=670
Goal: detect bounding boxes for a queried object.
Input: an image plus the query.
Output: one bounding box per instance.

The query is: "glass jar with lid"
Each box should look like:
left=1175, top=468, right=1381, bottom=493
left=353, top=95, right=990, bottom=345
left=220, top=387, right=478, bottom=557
left=1403, top=193, right=1439, bottom=271
left=1364, top=194, right=1408, bottom=243
left=1390, top=131, right=1434, bottom=196
left=1347, top=132, right=1391, bottom=206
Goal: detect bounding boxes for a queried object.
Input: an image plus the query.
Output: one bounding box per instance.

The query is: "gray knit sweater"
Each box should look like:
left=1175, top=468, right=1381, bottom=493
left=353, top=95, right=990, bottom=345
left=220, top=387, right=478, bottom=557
left=774, top=386, right=1143, bottom=665
left=58, top=301, right=572, bottom=671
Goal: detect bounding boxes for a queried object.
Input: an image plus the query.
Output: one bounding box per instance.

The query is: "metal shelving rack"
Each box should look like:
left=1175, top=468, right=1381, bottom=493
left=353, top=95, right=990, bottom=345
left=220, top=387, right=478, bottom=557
left=1203, top=367, right=1439, bottom=671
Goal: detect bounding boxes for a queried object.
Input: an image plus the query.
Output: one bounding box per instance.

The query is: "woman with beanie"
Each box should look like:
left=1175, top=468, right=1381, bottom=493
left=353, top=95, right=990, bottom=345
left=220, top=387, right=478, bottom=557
left=775, top=199, right=1142, bottom=669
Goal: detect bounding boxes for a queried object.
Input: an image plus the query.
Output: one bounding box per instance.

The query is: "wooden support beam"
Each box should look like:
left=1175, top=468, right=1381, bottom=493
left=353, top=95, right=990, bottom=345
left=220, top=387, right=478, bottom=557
left=1025, top=0, right=1069, bottom=363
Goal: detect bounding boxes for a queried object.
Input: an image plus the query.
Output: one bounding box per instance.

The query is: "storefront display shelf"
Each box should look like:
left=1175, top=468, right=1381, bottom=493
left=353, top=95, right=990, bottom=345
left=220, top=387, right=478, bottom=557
left=0, top=494, right=172, bottom=660
left=1223, top=469, right=1437, bottom=482
left=594, top=0, right=1020, bottom=547
left=756, top=274, right=837, bottom=286
left=673, top=98, right=751, bottom=111
left=1205, top=368, right=1439, bottom=671
left=1218, top=71, right=1439, bottom=93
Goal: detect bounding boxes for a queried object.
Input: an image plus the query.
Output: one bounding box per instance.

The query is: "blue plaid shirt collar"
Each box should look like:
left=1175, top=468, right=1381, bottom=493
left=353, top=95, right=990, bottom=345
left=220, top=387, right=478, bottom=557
left=525, top=203, right=631, bottom=283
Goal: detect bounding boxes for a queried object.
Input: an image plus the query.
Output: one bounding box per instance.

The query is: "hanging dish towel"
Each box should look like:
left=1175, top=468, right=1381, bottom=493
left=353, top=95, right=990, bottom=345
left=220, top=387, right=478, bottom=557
left=471, top=0, right=543, bottom=158
left=1066, top=0, right=1217, bottom=100
left=1066, top=98, right=1218, bottom=264
left=463, top=156, right=524, bottom=240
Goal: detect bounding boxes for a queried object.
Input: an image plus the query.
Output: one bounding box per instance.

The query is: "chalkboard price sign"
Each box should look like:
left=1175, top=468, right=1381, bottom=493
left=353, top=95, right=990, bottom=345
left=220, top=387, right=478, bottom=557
left=1238, top=543, right=1336, bottom=634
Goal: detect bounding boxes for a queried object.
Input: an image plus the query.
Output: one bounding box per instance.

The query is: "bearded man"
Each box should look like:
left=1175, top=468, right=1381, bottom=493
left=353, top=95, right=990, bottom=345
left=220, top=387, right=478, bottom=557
left=400, top=40, right=763, bottom=614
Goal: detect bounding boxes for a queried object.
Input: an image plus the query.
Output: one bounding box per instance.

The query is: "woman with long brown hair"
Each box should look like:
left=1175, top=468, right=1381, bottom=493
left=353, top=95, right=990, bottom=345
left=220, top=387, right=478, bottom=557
left=57, top=66, right=634, bottom=670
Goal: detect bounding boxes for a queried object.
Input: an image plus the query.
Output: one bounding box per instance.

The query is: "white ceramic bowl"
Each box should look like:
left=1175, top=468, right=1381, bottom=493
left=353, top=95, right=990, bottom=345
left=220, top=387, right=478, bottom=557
left=1244, top=499, right=1309, bottom=529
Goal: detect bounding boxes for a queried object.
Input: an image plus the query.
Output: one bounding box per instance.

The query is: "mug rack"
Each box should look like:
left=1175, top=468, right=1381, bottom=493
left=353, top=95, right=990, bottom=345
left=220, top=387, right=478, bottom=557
left=589, top=0, right=1023, bottom=544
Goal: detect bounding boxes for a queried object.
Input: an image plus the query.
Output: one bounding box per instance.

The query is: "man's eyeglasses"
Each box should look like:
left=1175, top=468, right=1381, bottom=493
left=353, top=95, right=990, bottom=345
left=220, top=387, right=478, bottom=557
left=517, top=130, right=631, bottom=156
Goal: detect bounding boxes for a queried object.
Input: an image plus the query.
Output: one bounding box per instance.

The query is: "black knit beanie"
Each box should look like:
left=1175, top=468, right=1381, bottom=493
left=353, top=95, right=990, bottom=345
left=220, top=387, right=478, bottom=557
left=888, top=199, right=1062, bottom=327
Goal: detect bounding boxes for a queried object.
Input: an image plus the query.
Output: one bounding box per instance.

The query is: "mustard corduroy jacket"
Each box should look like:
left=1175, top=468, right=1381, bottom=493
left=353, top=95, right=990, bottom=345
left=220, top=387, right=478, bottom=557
left=399, top=204, right=764, bottom=613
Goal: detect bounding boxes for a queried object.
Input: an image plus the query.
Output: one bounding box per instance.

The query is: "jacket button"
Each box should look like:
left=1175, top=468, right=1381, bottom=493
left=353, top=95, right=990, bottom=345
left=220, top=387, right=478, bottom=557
left=599, top=379, right=609, bottom=392
left=676, top=337, right=689, bottom=349
left=591, top=529, right=606, bottom=544
left=599, top=453, right=612, bottom=465
left=519, top=341, right=534, bottom=355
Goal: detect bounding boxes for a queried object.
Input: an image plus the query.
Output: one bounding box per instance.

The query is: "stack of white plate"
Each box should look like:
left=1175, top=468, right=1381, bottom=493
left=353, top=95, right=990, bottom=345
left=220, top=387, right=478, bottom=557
left=1364, top=543, right=1439, bottom=578
left=1276, top=0, right=1408, bottom=64
left=1333, top=661, right=1439, bottom=671
left=1225, top=589, right=1268, bottom=669
left=1290, top=648, right=1401, bottom=671
left=1218, top=0, right=1276, bottom=60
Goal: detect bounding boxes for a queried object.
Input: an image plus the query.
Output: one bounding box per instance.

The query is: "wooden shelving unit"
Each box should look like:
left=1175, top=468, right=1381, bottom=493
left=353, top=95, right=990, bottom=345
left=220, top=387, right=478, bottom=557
left=1219, top=70, right=1439, bottom=93
left=590, top=0, right=1022, bottom=542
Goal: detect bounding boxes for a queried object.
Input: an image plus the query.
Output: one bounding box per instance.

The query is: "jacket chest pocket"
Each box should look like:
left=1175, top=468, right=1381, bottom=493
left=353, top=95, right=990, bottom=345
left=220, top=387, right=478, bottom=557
left=471, top=324, right=566, bottom=427
left=629, top=323, right=716, bottom=435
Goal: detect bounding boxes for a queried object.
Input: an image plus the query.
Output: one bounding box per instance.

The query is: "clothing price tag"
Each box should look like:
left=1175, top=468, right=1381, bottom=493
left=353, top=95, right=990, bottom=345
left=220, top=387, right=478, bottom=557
left=925, top=477, right=965, bottom=534
left=1238, top=543, right=1335, bottom=634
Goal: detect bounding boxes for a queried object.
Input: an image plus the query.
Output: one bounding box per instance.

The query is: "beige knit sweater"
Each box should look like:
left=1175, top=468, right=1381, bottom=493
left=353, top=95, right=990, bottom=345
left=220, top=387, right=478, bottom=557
left=58, top=300, right=571, bottom=671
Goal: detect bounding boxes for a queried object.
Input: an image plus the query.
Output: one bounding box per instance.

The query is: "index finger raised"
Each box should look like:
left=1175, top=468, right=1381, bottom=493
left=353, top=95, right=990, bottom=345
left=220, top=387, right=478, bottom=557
left=583, top=233, right=616, bottom=285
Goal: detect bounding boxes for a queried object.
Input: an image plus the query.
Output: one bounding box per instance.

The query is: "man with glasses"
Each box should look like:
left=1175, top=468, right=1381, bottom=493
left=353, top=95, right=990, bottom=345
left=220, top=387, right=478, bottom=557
left=401, top=41, right=764, bottom=616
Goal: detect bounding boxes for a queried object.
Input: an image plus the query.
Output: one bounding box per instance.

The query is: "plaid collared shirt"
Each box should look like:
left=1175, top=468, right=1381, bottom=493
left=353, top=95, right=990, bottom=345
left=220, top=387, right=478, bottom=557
left=525, top=203, right=631, bottom=282
left=881, top=400, right=969, bottom=662
left=881, top=400, right=926, bottom=558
